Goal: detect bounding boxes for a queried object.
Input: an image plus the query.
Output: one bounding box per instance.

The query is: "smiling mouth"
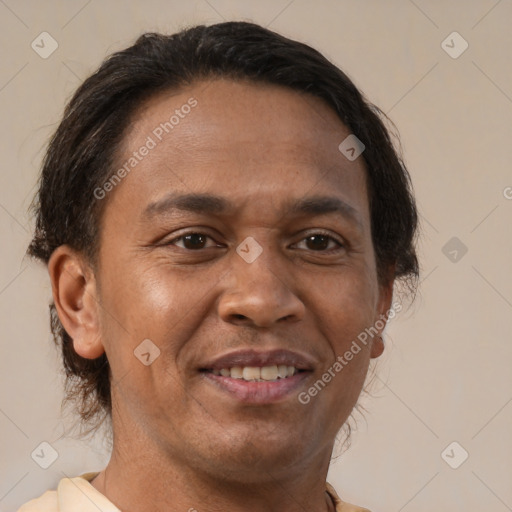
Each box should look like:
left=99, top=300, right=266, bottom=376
left=204, top=365, right=304, bottom=381
left=198, top=349, right=314, bottom=403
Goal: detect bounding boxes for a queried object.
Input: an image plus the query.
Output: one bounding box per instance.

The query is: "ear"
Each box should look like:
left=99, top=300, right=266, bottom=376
left=370, top=265, right=396, bottom=359
left=48, top=245, right=104, bottom=359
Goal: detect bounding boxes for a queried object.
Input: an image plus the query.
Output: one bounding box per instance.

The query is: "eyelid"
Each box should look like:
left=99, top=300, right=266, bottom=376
left=164, top=229, right=345, bottom=252
left=167, top=231, right=222, bottom=249
left=291, top=230, right=345, bottom=250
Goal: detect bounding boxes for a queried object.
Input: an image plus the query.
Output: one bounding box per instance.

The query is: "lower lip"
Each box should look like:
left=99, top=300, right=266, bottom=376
left=202, top=372, right=310, bottom=404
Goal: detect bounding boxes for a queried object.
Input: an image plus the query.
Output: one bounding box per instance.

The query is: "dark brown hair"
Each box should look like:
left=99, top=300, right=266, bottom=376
left=27, top=21, right=419, bottom=434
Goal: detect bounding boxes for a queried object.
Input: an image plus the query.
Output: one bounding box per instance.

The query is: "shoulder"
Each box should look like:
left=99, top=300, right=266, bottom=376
left=16, top=490, right=58, bottom=512
left=326, top=481, right=372, bottom=512
left=16, top=472, right=119, bottom=512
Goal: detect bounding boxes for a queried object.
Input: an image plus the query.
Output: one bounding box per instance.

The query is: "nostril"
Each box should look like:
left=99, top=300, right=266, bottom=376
left=232, top=314, right=247, bottom=320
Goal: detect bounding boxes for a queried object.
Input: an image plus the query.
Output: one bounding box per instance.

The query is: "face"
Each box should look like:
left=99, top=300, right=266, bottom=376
left=58, top=79, right=393, bottom=482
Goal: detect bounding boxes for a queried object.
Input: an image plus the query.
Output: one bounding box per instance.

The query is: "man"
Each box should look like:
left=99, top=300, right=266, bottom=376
left=21, top=22, right=418, bottom=511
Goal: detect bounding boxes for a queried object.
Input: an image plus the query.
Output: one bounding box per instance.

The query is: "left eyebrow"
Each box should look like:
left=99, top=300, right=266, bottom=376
left=287, top=195, right=363, bottom=230
left=142, top=192, right=363, bottom=230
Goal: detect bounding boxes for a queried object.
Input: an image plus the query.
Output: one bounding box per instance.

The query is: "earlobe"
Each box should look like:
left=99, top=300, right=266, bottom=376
left=370, top=268, right=396, bottom=360
left=48, top=245, right=105, bottom=359
left=370, top=334, right=385, bottom=358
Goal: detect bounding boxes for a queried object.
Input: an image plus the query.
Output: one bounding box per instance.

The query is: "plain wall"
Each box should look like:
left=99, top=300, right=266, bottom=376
left=1, top=1, right=511, bottom=511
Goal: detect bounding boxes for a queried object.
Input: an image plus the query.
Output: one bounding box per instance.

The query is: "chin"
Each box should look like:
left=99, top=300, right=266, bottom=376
left=190, top=425, right=321, bottom=483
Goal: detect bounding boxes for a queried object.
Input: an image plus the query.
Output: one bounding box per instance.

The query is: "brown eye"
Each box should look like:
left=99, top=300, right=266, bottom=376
left=296, top=233, right=343, bottom=252
left=169, top=233, right=217, bottom=250
left=182, top=233, right=207, bottom=249
left=306, top=235, right=329, bottom=251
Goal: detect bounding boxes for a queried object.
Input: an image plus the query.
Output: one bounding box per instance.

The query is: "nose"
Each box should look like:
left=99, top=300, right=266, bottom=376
left=218, top=255, right=305, bottom=328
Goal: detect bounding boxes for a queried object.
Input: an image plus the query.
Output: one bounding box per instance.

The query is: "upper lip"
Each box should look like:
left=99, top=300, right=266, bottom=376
left=201, top=349, right=315, bottom=371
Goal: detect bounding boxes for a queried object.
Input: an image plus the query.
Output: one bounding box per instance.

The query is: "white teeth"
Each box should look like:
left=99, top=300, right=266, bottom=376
left=260, top=365, right=278, bottom=380
left=277, top=365, right=288, bottom=378
left=230, top=366, right=243, bottom=379
left=214, top=365, right=298, bottom=381
left=243, top=367, right=261, bottom=380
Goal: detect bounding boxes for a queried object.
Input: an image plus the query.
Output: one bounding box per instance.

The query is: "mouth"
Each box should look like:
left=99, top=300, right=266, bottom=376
left=199, top=349, right=314, bottom=403
left=209, top=364, right=302, bottom=381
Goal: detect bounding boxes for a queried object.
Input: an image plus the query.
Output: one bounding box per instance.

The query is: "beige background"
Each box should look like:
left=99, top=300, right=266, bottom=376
left=1, top=1, right=511, bottom=510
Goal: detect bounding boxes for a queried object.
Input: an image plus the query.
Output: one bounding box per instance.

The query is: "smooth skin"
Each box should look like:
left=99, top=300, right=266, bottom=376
left=48, top=79, right=394, bottom=512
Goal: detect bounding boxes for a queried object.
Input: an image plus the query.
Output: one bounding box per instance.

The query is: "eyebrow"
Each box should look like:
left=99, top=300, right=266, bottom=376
left=142, top=193, right=363, bottom=229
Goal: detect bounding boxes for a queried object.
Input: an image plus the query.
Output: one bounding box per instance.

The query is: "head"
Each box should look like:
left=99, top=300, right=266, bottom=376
left=28, top=22, right=418, bottom=479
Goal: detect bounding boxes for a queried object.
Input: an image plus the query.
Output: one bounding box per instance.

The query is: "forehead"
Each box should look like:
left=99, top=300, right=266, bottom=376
left=106, top=78, right=369, bottom=224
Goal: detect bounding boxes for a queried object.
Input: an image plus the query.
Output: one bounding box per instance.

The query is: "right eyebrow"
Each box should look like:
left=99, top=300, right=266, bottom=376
left=142, top=193, right=230, bottom=220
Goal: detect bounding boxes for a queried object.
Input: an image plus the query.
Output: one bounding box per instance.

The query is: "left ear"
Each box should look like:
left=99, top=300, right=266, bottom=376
left=370, top=266, right=396, bottom=359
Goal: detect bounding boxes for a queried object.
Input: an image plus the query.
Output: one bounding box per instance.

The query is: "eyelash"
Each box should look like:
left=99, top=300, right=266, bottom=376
left=166, top=230, right=345, bottom=252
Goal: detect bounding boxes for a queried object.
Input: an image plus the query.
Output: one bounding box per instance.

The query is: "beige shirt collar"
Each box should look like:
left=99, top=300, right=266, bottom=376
left=25, top=472, right=371, bottom=512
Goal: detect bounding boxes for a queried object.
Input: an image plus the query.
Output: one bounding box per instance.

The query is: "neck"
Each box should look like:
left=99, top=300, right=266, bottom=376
left=90, top=417, right=336, bottom=512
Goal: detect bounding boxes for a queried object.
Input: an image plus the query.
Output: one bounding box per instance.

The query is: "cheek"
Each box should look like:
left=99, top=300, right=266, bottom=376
left=97, top=262, right=194, bottom=417
left=98, top=258, right=216, bottom=373
left=100, top=257, right=188, bottom=328
left=309, top=268, right=377, bottom=401
left=317, top=268, right=378, bottom=337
